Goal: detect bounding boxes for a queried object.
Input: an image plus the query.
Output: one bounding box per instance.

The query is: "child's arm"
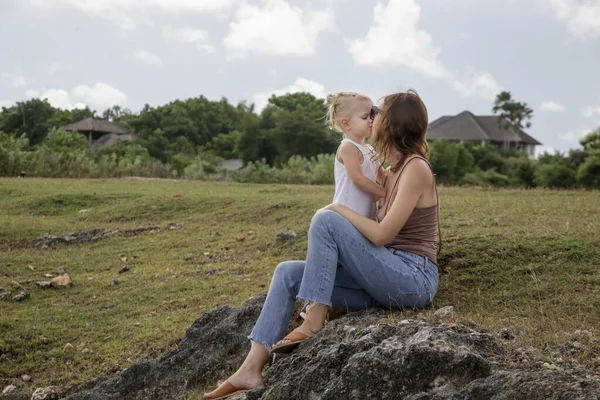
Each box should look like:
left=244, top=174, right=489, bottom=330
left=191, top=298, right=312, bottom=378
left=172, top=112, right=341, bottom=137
left=338, top=143, right=386, bottom=199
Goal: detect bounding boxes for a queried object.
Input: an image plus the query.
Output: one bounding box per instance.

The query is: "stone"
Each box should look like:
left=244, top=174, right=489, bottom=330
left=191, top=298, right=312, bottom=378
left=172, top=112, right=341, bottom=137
left=28, top=265, right=35, bottom=271
left=277, top=231, right=297, bottom=242
left=36, top=281, right=53, bottom=289
left=499, top=327, right=517, bottom=340
left=118, top=266, right=130, bottom=274
left=31, top=386, right=61, bottom=400
left=50, top=273, right=73, bottom=288
left=0, top=292, right=11, bottom=301
left=57, top=266, right=67, bottom=275
left=2, top=385, right=16, bottom=395
left=11, top=281, right=24, bottom=290
left=61, top=295, right=600, bottom=400
left=13, top=291, right=30, bottom=302
left=22, top=374, right=31, bottom=382
left=63, top=343, right=74, bottom=351
left=433, top=305, right=455, bottom=320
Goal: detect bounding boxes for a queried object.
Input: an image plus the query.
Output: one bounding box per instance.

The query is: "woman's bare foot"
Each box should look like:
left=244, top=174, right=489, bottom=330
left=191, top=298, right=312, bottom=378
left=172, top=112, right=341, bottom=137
left=203, top=341, right=269, bottom=399
left=203, top=366, right=263, bottom=399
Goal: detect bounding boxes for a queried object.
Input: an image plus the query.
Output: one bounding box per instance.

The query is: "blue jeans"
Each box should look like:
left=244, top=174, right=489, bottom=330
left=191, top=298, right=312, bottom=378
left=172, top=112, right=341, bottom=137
left=248, top=210, right=439, bottom=348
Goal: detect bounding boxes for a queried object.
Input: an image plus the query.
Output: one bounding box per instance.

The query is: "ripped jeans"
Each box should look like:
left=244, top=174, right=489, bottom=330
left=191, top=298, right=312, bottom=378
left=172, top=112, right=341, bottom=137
left=248, top=210, right=439, bottom=348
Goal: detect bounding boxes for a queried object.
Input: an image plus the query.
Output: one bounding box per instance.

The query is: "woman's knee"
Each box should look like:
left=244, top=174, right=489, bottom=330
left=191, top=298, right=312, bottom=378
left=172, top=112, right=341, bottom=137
left=310, top=209, right=340, bottom=232
left=273, top=261, right=304, bottom=290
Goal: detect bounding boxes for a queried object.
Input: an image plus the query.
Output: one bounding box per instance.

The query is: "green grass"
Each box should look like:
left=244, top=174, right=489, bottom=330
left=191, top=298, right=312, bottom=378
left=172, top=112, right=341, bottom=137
left=0, top=178, right=599, bottom=391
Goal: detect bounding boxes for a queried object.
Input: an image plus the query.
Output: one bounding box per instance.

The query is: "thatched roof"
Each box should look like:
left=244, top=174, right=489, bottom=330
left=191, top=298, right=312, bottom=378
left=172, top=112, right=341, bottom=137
left=428, top=111, right=542, bottom=145
left=60, top=117, right=130, bottom=135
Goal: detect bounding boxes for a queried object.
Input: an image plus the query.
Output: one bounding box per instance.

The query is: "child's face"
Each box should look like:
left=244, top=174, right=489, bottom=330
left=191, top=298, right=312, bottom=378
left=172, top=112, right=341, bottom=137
left=345, top=99, right=373, bottom=138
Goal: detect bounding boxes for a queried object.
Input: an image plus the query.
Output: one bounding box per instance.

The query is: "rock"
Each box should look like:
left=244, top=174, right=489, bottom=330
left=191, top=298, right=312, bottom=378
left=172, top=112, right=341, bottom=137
left=0, top=292, right=11, bottom=301
left=28, top=265, right=35, bottom=271
left=277, top=231, right=297, bottom=242
left=433, top=305, right=455, bottom=320
left=57, top=266, right=67, bottom=275
left=63, top=343, right=74, bottom=351
left=112, top=278, right=120, bottom=285
left=499, top=327, right=516, bottom=340
left=22, top=374, right=31, bottom=382
left=13, top=291, right=30, bottom=302
left=61, top=295, right=600, bottom=400
left=63, top=294, right=268, bottom=400
left=236, top=236, right=245, bottom=242
left=12, top=281, right=24, bottom=290
left=43, top=274, right=54, bottom=278
left=542, top=362, right=559, bottom=371
left=118, top=266, right=130, bottom=274
left=50, top=273, right=73, bottom=288
left=36, top=281, right=53, bottom=289
left=2, top=385, right=16, bottom=394
left=31, top=386, right=61, bottom=400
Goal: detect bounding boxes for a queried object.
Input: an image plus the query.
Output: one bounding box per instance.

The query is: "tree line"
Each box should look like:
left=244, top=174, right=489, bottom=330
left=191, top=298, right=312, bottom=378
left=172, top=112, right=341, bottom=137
left=0, top=92, right=598, bottom=189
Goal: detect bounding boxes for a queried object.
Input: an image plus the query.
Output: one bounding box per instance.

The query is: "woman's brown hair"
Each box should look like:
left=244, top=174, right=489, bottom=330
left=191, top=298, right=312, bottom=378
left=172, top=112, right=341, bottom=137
left=373, top=89, right=444, bottom=267
left=372, top=89, right=430, bottom=172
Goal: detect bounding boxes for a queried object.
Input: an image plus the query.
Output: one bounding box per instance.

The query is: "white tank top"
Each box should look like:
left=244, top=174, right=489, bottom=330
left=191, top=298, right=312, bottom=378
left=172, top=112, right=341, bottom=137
left=332, top=138, right=380, bottom=219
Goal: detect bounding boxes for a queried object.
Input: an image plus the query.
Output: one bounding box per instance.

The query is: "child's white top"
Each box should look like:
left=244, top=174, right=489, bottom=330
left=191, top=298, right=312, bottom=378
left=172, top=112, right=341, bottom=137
left=333, top=138, right=379, bottom=219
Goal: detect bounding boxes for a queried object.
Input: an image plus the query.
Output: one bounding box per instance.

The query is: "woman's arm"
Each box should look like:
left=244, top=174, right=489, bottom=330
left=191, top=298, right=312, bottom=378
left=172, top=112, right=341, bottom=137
left=327, top=159, right=433, bottom=246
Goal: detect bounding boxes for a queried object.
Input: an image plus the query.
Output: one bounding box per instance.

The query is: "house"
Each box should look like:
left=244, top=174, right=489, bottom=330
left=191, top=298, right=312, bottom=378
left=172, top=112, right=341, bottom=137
left=427, top=111, right=542, bottom=157
left=60, top=117, right=136, bottom=149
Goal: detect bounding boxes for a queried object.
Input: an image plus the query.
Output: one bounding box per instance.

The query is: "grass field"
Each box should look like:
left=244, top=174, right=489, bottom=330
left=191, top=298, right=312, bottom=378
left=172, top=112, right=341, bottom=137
left=1, top=178, right=599, bottom=392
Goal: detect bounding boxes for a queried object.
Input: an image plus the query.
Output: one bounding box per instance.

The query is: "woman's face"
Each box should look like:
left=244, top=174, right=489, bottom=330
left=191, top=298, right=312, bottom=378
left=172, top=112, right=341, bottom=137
left=369, top=105, right=383, bottom=141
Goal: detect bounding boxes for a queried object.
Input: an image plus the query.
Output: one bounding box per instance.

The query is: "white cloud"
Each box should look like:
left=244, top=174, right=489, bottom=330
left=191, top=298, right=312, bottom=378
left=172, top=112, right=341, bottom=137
left=0, top=99, right=13, bottom=109
left=162, top=26, right=215, bottom=53
left=27, top=82, right=127, bottom=110
left=28, top=0, right=238, bottom=31
left=539, top=100, right=566, bottom=112
left=71, top=83, right=127, bottom=109
left=559, top=128, right=590, bottom=141
left=133, top=50, right=164, bottom=67
left=1, top=72, right=31, bottom=88
left=547, top=0, right=600, bottom=39
left=48, top=61, right=74, bottom=75
left=450, top=69, right=503, bottom=100
left=253, top=77, right=327, bottom=112
left=347, top=0, right=446, bottom=77
left=583, top=105, right=600, bottom=118
left=26, top=89, right=87, bottom=110
left=224, top=0, right=334, bottom=58
left=535, top=146, right=559, bottom=158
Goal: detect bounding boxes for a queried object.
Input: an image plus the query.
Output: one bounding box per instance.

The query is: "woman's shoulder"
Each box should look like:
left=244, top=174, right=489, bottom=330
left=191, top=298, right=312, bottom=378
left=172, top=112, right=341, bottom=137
left=402, top=157, right=434, bottom=182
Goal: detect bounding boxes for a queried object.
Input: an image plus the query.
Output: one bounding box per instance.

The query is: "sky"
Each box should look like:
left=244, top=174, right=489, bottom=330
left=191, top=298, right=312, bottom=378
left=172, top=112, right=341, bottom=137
left=1, top=0, right=599, bottom=156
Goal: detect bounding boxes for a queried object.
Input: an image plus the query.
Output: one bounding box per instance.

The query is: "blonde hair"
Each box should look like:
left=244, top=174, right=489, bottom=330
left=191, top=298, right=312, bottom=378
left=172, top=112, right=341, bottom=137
left=326, top=91, right=371, bottom=131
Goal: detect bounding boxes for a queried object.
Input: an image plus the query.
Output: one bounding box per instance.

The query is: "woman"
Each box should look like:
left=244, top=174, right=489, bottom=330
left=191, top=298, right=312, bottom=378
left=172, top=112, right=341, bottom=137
left=204, top=89, right=441, bottom=399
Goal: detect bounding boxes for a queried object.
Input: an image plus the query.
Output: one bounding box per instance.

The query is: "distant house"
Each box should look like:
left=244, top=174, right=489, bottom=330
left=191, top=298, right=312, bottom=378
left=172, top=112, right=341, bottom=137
left=427, top=111, right=542, bottom=157
left=60, top=117, right=136, bottom=149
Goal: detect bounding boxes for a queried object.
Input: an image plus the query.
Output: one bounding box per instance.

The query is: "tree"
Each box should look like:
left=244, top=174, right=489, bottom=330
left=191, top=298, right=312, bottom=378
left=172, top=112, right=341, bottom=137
left=492, top=91, right=534, bottom=149
left=580, top=129, right=600, bottom=151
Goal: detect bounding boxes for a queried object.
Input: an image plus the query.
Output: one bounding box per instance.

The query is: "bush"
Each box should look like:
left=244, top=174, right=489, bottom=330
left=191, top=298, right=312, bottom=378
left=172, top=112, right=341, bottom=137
left=576, top=151, right=600, bottom=189
left=535, top=163, right=577, bottom=189
left=462, top=169, right=510, bottom=187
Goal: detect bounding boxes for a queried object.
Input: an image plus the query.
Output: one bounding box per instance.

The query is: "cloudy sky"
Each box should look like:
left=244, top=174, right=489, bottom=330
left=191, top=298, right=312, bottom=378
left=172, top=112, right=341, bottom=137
left=1, top=0, right=599, bottom=155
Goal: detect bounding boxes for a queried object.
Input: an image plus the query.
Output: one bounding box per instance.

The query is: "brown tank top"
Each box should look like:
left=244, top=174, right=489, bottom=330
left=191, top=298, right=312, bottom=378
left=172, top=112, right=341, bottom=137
left=376, top=156, right=440, bottom=264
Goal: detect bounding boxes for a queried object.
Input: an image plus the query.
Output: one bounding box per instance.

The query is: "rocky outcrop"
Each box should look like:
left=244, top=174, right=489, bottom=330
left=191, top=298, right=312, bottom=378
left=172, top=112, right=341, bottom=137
left=39, top=295, right=600, bottom=400
left=251, top=314, right=600, bottom=399
left=62, top=294, right=267, bottom=400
